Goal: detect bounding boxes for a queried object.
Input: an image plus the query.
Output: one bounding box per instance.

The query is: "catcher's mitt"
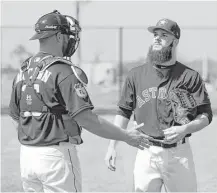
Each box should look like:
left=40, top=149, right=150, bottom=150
left=169, top=88, right=197, bottom=125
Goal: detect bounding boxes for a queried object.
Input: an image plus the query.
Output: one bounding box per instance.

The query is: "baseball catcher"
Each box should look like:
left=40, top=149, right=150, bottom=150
left=9, top=10, right=150, bottom=192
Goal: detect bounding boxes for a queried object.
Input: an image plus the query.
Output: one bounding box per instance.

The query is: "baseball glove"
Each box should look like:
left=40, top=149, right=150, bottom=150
left=169, top=88, right=197, bottom=125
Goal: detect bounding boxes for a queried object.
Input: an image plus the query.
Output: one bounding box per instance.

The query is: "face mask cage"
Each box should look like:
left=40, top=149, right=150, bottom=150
left=61, top=15, right=81, bottom=58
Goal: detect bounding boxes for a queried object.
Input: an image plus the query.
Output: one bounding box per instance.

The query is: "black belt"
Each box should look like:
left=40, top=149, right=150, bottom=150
left=148, top=137, right=187, bottom=148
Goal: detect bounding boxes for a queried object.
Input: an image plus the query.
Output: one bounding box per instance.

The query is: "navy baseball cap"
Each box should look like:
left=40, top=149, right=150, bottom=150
left=148, top=18, right=181, bottom=39
left=30, top=10, right=81, bottom=40
left=30, top=11, right=67, bottom=40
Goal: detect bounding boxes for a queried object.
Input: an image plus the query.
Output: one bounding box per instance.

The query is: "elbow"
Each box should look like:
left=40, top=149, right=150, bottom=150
left=197, top=104, right=213, bottom=125
left=200, top=113, right=212, bottom=128
left=204, top=108, right=213, bottom=125
left=207, top=111, right=213, bottom=125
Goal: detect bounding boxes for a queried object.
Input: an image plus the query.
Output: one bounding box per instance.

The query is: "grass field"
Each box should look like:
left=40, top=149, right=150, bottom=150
left=1, top=114, right=217, bottom=192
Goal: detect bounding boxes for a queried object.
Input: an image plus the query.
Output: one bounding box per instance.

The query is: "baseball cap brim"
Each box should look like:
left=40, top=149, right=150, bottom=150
left=29, top=31, right=58, bottom=40
left=148, top=26, right=175, bottom=36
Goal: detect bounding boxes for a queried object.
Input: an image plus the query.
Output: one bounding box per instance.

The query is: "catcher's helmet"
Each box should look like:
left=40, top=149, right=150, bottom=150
left=30, top=10, right=81, bottom=40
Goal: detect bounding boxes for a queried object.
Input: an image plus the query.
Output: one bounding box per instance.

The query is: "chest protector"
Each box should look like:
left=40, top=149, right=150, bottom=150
left=17, top=55, right=89, bottom=144
left=18, top=54, right=87, bottom=115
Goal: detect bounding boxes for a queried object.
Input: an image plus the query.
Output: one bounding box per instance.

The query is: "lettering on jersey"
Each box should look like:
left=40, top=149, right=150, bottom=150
left=15, top=71, right=25, bottom=84
left=26, top=95, right=32, bottom=105
left=15, top=68, right=52, bottom=84
left=142, top=89, right=151, bottom=102
left=28, top=68, right=33, bottom=74
left=37, top=71, right=44, bottom=80
left=136, top=96, right=146, bottom=108
left=34, top=84, right=40, bottom=93
left=158, top=87, right=168, bottom=99
left=74, top=83, right=87, bottom=98
left=40, top=70, right=52, bottom=83
left=22, top=85, right=27, bottom=91
left=149, top=87, right=157, bottom=98
left=137, top=87, right=168, bottom=108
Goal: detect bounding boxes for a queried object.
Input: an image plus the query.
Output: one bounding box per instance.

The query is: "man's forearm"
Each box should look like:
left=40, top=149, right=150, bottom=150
left=185, top=114, right=210, bottom=135
left=74, top=110, right=129, bottom=142
left=109, top=115, right=130, bottom=149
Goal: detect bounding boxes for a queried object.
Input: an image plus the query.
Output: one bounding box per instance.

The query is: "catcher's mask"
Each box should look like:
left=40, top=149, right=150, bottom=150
left=30, top=10, right=81, bottom=57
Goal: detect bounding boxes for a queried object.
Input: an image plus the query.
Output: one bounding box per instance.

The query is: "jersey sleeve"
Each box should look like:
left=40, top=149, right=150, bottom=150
left=189, top=72, right=211, bottom=106
left=58, top=74, right=94, bottom=118
left=9, top=76, right=20, bottom=121
left=197, top=104, right=213, bottom=124
left=117, top=72, right=136, bottom=111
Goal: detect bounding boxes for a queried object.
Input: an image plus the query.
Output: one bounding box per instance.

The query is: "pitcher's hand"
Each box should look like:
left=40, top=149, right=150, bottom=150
left=163, top=125, right=187, bottom=144
left=105, top=146, right=117, bottom=171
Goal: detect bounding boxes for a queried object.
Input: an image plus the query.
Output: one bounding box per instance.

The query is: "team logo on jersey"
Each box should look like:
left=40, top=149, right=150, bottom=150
left=26, top=95, right=32, bottom=105
left=74, top=83, right=87, bottom=98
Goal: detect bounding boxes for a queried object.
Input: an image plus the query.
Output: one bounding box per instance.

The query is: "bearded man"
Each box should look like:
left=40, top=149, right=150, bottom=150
left=104, top=18, right=213, bottom=192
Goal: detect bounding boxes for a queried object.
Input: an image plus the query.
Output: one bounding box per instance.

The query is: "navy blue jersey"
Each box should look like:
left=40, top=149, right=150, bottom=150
left=9, top=53, right=94, bottom=146
left=118, top=62, right=211, bottom=137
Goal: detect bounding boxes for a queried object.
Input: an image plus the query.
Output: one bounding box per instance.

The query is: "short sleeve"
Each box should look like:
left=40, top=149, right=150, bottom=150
left=189, top=72, right=211, bottom=106
left=9, top=76, right=20, bottom=121
left=117, top=73, right=135, bottom=111
left=58, top=74, right=94, bottom=117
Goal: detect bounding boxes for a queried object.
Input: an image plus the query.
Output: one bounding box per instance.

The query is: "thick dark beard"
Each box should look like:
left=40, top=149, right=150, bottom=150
left=147, top=44, right=173, bottom=66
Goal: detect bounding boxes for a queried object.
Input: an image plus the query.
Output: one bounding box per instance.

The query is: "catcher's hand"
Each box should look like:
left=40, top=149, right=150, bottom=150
left=169, top=88, right=197, bottom=125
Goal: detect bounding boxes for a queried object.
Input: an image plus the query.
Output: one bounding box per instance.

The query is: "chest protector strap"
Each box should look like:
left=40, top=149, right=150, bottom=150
left=19, top=55, right=87, bottom=115
left=19, top=55, right=53, bottom=114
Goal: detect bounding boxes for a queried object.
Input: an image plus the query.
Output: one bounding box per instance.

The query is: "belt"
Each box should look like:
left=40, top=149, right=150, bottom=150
left=148, top=137, right=186, bottom=148
left=23, top=111, right=42, bottom=117
left=22, top=110, right=68, bottom=117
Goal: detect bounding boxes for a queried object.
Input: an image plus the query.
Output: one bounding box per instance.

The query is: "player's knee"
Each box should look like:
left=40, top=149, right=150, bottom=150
left=147, top=179, right=163, bottom=192
left=134, top=178, right=163, bottom=192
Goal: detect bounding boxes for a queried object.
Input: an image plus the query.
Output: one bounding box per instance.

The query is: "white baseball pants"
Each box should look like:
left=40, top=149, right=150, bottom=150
left=20, top=142, right=81, bottom=192
left=133, top=138, right=197, bottom=192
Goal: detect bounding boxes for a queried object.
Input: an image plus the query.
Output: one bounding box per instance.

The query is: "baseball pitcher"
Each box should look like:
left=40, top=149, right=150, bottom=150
left=105, top=18, right=213, bottom=192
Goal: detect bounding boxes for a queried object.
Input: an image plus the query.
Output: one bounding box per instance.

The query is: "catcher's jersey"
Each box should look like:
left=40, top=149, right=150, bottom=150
left=118, top=61, right=210, bottom=137
left=9, top=52, right=94, bottom=146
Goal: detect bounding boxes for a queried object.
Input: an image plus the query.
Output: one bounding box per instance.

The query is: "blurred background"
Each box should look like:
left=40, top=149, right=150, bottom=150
left=1, top=0, right=217, bottom=114
left=1, top=1, right=217, bottom=192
